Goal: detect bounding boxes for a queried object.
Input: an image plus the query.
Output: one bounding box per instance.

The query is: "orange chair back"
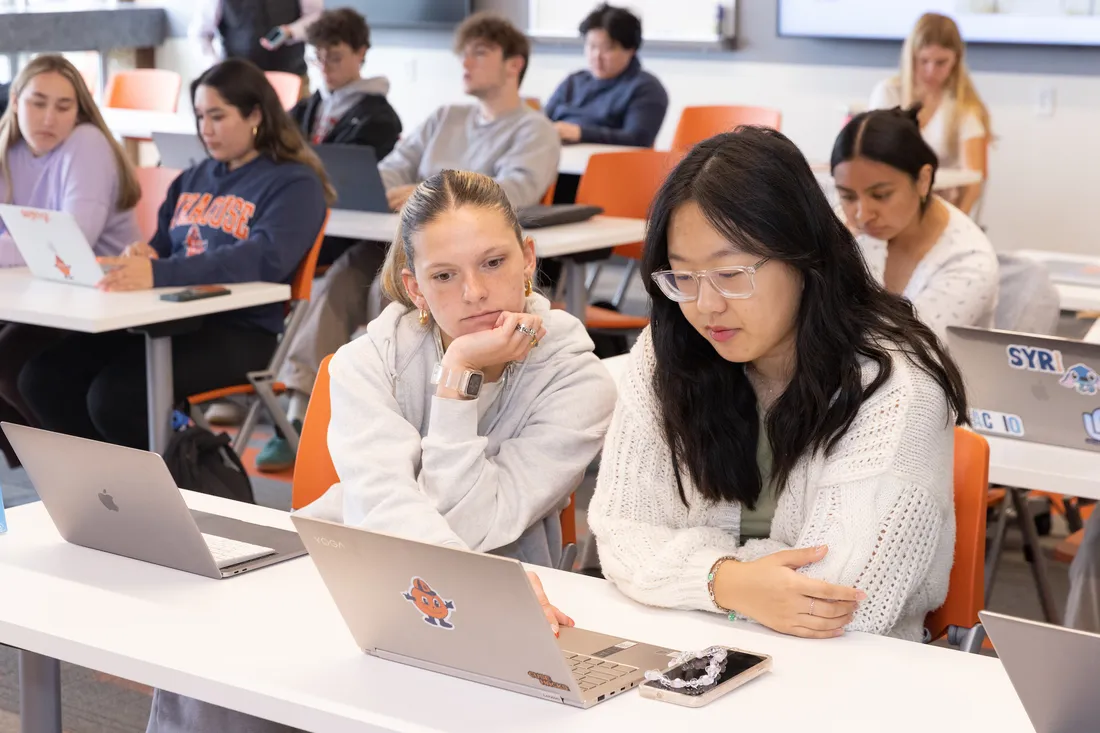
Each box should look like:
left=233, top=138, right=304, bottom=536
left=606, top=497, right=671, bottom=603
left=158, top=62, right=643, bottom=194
left=104, top=70, right=182, bottom=113
left=670, top=105, right=782, bottom=155
left=925, top=428, right=989, bottom=642
left=291, top=210, right=329, bottom=303
left=291, top=354, right=340, bottom=510
left=524, top=96, right=542, bottom=111
left=133, top=166, right=180, bottom=243
left=575, top=150, right=677, bottom=261
left=265, top=71, right=303, bottom=110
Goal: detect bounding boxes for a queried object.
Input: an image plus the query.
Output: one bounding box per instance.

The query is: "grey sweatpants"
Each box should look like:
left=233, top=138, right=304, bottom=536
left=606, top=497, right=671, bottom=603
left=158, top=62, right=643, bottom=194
left=1065, top=509, right=1100, bottom=633
left=279, top=240, right=388, bottom=395
left=147, top=689, right=303, bottom=733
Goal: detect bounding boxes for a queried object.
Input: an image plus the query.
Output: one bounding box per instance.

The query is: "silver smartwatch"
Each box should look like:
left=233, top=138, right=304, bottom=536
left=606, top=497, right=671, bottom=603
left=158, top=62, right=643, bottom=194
left=430, top=363, right=484, bottom=398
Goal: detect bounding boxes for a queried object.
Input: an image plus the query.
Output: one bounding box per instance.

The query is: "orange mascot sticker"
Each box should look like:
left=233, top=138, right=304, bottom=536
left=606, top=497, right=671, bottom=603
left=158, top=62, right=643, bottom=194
left=403, top=577, right=456, bottom=630
left=54, top=255, right=72, bottom=279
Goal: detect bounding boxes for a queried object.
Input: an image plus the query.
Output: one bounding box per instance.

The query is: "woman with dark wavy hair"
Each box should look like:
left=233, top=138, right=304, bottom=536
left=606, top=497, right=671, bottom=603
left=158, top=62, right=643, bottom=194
left=588, top=126, right=968, bottom=642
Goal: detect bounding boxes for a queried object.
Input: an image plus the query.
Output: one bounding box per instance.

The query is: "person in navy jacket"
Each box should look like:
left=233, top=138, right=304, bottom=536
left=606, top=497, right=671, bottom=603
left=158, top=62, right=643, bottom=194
left=19, top=59, right=333, bottom=451
left=544, top=3, right=668, bottom=148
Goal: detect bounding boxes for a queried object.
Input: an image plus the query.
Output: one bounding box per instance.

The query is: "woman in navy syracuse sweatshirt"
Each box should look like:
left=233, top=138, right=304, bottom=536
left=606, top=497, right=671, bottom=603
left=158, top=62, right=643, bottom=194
left=544, top=3, right=668, bottom=148
left=19, top=58, right=333, bottom=451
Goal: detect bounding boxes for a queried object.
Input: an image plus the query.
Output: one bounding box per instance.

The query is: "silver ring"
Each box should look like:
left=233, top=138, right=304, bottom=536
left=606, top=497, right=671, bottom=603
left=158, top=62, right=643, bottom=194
left=515, top=324, right=537, bottom=338
left=808, top=598, right=816, bottom=617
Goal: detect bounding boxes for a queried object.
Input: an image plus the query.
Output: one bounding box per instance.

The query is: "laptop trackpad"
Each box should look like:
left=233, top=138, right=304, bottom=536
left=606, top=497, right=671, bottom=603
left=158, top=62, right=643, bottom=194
left=191, top=510, right=305, bottom=554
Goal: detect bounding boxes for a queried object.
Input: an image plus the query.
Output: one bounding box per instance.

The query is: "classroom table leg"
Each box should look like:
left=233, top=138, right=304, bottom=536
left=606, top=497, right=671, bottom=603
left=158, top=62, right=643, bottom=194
left=563, top=259, right=588, bottom=320
left=19, top=650, right=61, bottom=733
left=145, top=333, right=174, bottom=454
left=1009, top=487, right=1060, bottom=623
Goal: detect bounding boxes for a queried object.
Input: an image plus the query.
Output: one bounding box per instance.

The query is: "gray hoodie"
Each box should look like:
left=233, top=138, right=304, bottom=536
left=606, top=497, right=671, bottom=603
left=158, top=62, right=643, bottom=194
left=299, top=293, right=616, bottom=568
left=311, top=76, right=390, bottom=141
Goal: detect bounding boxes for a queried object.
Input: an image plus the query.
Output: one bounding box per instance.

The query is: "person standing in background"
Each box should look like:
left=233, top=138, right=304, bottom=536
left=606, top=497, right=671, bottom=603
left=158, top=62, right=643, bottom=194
left=191, top=0, right=323, bottom=97
left=544, top=3, right=668, bottom=149
left=868, top=12, right=991, bottom=215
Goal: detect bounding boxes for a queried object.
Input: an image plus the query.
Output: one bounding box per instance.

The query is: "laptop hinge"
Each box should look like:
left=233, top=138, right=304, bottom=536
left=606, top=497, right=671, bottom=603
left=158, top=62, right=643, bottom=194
left=371, top=648, right=569, bottom=705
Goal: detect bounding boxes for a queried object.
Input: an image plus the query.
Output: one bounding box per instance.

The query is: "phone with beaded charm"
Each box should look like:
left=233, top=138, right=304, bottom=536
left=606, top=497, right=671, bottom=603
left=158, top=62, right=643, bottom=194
left=639, top=646, right=772, bottom=708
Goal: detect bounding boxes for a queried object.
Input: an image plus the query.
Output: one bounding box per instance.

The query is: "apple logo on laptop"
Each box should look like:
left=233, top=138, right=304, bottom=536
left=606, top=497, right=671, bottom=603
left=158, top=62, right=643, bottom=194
left=98, top=490, right=119, bottom=512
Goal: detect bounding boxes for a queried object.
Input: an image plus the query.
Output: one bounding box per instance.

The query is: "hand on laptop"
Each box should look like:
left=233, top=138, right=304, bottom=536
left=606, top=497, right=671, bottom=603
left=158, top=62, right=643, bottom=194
left=527, top=571, right=574, bottom=638
left=96, top=256, right=153, bottom=292
left=387, top=184, right=418, bottom=212
left=553, top=122, right=582, bottom=144
left=121, top=241, right=159, bottom=260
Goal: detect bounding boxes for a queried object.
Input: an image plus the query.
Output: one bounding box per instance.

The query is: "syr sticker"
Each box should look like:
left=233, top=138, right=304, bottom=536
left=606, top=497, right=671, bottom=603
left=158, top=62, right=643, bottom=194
left=1007, top=344, right=1065, bottom=374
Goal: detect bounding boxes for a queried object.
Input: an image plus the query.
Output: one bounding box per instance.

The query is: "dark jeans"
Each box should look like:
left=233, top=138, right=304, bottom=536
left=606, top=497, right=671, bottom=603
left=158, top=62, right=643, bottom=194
left=19, top=323, right=277, bottom=450
left=0, top=323, right=65, bottom=466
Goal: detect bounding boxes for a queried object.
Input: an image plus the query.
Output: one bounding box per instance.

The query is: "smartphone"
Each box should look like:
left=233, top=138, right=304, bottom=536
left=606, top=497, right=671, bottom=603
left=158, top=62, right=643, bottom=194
left=639, top=647, right=771, bottom=708
left=160, top=285, right=231, bottom=303
left=263, top=26, right=287, bottom=46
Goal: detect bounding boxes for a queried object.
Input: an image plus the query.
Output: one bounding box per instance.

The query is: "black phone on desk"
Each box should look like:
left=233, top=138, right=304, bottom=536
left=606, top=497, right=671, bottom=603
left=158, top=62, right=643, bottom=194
left=639, top=647, right=771, bottom=708
left=160, top=285, right=231, bottom=303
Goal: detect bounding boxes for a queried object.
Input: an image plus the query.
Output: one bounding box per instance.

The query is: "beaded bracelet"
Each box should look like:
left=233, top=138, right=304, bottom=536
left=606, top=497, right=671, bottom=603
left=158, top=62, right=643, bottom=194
left=706, top=555, right=739, bottom=622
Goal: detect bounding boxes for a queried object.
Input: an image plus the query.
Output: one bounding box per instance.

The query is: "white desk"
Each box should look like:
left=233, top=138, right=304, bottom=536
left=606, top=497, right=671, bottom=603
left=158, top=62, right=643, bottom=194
left=1016, top=249, right=1100, bottom=313
left=0, top=269, right=288, bottom=452
left=101, top=107, right=194, bottom=139
left=325, top=211, right=646, bottom=318
left=3, top=493, right=1031, bottom=733
left=986, top=436, right=1100, bottom=503
left=558, top=144, right=644, bottom=176
left=813, top=165, right=983, bottom=196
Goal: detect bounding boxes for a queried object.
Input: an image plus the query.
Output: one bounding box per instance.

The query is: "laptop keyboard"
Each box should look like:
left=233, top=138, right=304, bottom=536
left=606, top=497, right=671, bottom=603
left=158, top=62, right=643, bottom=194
left=563, top=652, right=638, bottom=692
left=201, top=533, right=276, bottom=568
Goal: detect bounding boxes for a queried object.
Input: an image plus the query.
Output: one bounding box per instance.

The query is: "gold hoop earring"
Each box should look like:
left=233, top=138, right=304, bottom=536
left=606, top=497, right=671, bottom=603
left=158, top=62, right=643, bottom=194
left=252, top=126, right=258, bottom=138
left=524, top=278, right=533, bottom=297
left=418, top=308, right=429, bottom=326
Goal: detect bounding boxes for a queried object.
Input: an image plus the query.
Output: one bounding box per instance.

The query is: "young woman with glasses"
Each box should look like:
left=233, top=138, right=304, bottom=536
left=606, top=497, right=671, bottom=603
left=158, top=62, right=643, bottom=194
left=588, top=126, right=969, bottom=642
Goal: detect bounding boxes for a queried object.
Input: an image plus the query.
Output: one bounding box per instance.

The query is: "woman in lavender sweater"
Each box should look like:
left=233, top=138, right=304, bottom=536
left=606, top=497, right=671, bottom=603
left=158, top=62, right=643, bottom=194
left=0, top=54, right=141, bottom=468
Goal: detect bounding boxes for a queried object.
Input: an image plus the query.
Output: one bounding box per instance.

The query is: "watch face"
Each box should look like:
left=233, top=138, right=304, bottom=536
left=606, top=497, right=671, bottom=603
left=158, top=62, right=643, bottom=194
left=465, top=372, right=484, bottom=397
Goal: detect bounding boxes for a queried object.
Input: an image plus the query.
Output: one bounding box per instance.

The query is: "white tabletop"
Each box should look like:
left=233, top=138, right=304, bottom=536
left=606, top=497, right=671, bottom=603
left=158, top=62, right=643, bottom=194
left=101, top=108, right=195, bottom=139
left=558, top=144, right=644, bottom=176
left=1014, top=249, right=1100, bottom=313
left=986, top=436, right=1100, bottom=502
left=0, top=269, right=289, bottom=333
left=0, top=493, right=1031, bottom=733
left=813, top=164, right=982, bottom=193
left=325, top=210, right=645, bottom=260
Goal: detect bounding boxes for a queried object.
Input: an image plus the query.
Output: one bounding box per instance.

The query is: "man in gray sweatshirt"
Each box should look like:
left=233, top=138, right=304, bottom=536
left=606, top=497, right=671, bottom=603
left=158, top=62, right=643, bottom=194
left=262, top=12, right=561, bottom=472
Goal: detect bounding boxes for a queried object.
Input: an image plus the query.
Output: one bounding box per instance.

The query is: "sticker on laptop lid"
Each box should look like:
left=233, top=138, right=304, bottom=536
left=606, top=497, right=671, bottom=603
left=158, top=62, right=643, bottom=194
left=969, top=408, right=1026, bottom=438
left=1059, top=364, right=1099, bottom=396
left=1007, top=344, right=1065, bottom=375
left=402, top=577, right=456, bottom=630
left=528, top=671, right=571, bottom=691
left=1084, top=409, right=1100, bottom=445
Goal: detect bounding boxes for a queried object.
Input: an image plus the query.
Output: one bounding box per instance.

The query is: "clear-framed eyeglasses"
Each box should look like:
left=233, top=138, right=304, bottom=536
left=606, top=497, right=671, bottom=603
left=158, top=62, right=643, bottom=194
left=650, top=257, right=770, bottom=303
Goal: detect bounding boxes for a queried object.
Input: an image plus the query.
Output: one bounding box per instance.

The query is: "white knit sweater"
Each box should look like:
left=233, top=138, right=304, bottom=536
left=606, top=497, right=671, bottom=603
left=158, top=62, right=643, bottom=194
left=587, top=330, right=957, bottom=642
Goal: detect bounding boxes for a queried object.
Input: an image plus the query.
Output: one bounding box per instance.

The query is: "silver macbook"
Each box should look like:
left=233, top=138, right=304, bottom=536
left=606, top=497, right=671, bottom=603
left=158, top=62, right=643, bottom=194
left=1042, top=259, right=1100, bottom=289
left=2, top=423, right=306, bottom=578
left=946, top=326, right=1100, bottom=453
left=311, top=143, right=389, bottom=213
left=153, top=131, right=207, bottom=170
left=981, top=610, right=1100, bottom=733
left=291, top=515, right=679, bottom=708
left=0, top=204, right=104, bottom=286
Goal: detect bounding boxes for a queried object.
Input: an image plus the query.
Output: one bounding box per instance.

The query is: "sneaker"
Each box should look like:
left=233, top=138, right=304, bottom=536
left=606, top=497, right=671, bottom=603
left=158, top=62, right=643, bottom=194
left=205, top=400, right=245, bottom=427
left=255, top=419, right=302, bottom=473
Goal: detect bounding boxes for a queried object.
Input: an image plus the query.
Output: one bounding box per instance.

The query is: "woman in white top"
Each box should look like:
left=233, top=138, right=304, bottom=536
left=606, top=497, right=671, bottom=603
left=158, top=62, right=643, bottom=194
left=832, top=107, right=998, bottom=343
left=588, top=127, right=969, bottom=641
left=869, top=12, right=990, bottom=215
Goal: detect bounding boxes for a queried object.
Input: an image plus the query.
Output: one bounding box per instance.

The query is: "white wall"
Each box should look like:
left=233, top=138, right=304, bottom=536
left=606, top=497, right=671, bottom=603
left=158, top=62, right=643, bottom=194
left=156, top=37, right=1100, bottom=256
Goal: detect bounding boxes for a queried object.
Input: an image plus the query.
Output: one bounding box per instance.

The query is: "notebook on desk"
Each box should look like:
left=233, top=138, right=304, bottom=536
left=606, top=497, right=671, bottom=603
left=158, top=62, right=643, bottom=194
left=0, top=205, right=104, bottom=286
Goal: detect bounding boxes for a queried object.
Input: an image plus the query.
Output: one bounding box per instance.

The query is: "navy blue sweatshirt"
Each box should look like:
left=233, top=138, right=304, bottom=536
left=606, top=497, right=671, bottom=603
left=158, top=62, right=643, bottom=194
left=150, top=155, right=327, bottom=335
left=544, top=57, right=669, bottom=148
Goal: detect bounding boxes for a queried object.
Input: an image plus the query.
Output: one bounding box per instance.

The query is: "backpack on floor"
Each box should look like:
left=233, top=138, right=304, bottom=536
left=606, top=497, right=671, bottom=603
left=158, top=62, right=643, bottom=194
left=163, top=410, right=255, bottom=504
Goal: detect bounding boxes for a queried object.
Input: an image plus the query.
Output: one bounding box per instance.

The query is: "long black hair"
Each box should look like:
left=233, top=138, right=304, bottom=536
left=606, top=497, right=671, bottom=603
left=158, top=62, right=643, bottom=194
left=831, top=106, right=938, bottom=213
left=642, top=126, right=967, bottom=508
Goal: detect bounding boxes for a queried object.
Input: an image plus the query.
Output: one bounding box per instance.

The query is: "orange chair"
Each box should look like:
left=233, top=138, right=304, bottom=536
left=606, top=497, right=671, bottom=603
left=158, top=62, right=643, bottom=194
left=925, top=428, right=990, bottom=653
left=133, top=166, right=180, bottom=243
left=670, top=105, right=782, bottom=155
left=104, top=69, right=181, bottom=113
left=265, top=71, right=303, bottom=110
left=524, top=96, right=542, bottom=111
left=562, top=150, right=679, bottom=331
left=291, top=354, right=580, bottom=571
left=186, top=211, right=330, bottom=460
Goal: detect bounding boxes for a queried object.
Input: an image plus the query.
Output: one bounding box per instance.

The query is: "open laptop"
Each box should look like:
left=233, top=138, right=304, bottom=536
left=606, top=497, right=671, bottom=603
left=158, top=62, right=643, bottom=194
left=946, top=326, right=1100, bottom=453
left=0, top=205, right=104, bottom=286
left=312, top=143, right=389, bottom=213
left=2, top=423, right=306, bottom=578
left=1041, top=259, right=1100, bottom=289
left=291, top=515, right=678, bottom=708
left=981, top=610, right=1100, bottom=733
left=153, top=131, right=207, bottom=170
